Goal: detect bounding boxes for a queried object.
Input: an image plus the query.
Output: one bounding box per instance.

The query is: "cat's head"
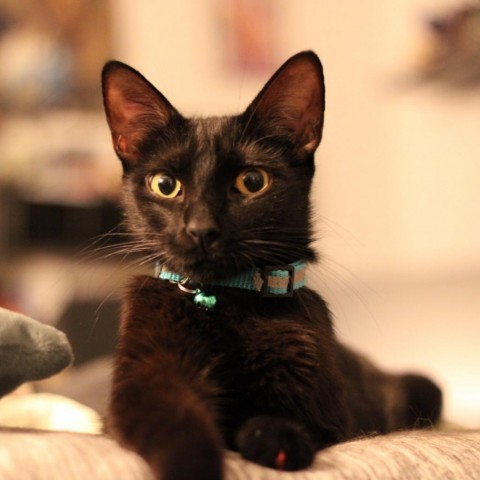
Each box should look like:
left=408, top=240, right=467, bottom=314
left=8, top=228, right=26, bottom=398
left=102, top=51, right=325, bottom=282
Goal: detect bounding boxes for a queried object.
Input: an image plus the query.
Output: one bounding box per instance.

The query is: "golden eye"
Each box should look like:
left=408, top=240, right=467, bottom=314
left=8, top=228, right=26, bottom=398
left=234, top=168, right=270, bottom=196
left=147, top=173, right=182, bottom=198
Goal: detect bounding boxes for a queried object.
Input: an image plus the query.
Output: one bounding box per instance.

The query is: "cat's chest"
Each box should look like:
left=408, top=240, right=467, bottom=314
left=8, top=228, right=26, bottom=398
left=189, top=298, right=326, bottom=397
left=127, top=276, right=328, bottom=384
left=177, top=291, right=323, bottom=363
left=232, top=314, right=323, bottom=389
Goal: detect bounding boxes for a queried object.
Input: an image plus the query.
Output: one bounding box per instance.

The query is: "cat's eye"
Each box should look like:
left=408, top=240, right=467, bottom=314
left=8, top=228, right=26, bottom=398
left=147, top=173, right=182, bottom=199
left=234, top=168, right=270, bottom=196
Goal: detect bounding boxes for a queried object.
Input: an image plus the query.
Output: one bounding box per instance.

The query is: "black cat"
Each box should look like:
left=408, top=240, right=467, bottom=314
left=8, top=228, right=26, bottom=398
left=102, top=51, right=442, bottom=480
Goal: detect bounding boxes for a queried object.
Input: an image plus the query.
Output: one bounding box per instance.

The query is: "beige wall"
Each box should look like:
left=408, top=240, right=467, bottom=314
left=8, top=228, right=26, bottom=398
left=110, top=0, right=480, bottom=426
left=111, top=0, right=480, bottom=277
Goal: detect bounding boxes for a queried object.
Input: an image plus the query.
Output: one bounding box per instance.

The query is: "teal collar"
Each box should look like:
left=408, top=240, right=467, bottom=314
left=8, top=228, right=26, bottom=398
left=156, top=261, right=307, bottom=310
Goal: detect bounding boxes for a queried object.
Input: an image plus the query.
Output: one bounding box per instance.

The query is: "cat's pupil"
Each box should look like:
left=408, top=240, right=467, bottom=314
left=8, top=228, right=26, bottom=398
left=243, top=170, right=265, bottom=193
left=158, top=175, right=176, bottom=196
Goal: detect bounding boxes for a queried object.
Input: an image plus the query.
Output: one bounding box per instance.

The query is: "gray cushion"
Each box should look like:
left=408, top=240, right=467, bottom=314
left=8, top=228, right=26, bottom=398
left=0, top=307, right=73, bottom=396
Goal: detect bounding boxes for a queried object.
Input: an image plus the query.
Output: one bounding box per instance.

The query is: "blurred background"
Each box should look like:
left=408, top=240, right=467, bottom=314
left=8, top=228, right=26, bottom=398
left=0, top=0, right=479, bottom=428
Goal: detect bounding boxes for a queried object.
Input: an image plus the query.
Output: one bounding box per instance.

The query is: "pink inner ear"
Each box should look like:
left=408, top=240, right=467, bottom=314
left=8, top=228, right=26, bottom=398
left=108, top=86, right=147, bottom=131
left=116, top=134, right=129, bottom=155
left=105, top=85, right=134, bottom=153
left=108, top=95, right=144, bottom=158
left=103, top=65, right=175, bottom=164
left=250, top=55, right=324, bottom=153
left=294, top=78, right=323, bottom=152
left=301, top=128, right=320, bottom=154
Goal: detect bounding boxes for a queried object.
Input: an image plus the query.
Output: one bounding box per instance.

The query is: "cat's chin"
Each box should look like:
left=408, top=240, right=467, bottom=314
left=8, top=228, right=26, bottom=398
left=183, top=264, right=241, bottom=284
left=164, top=257, right=251, bottom=284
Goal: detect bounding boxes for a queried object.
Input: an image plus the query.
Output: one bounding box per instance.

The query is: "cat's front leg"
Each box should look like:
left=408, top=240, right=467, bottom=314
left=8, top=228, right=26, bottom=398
left=108, top=345, right=224, bottom=480
left=236, top=416, right=316, bottom=471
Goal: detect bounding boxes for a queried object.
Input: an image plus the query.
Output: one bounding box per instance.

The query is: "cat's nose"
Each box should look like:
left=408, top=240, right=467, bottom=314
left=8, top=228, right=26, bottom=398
left=186, top=220, right=220, bottom=249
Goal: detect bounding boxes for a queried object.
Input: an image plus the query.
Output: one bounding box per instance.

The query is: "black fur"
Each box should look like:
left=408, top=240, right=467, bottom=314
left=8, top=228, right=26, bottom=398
left=102, top=51, right=442, bottom=480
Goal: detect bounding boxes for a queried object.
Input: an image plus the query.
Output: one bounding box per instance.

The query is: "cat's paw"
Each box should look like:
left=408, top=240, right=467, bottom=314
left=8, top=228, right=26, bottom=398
left=146, top=419, right=224, bottom=480
left=160, top=439, right=223, bottom=480
left=236, top=416, right=315, bottom=471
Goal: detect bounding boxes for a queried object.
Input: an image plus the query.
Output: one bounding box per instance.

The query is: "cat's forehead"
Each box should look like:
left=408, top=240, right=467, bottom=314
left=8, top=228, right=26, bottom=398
left=187, top=115, right=245, bottom=167
left=187, top=114, right=279, bottom=169
left=192, top=116, right=237, bottom=146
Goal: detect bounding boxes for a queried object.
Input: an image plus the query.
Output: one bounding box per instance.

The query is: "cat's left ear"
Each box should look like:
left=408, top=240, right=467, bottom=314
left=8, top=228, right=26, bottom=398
left=245, top=51, right=325, bottom=157
left=102, top=61, right=179, bottom=169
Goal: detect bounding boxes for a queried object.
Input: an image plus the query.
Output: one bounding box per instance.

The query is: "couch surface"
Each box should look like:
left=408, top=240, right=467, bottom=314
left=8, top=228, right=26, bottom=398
left=1, top=427, right=479, bottom=480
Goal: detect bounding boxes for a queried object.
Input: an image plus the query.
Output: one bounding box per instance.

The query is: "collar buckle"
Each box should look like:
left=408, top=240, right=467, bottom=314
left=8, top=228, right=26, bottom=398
left=260, top=265, right=295, bottom=298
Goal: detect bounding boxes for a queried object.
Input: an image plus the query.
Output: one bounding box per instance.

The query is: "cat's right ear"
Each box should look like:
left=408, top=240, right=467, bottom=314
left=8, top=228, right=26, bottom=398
left=243, top=51, right=325, bottom=159
left=102, top=61, right=178, bottom=169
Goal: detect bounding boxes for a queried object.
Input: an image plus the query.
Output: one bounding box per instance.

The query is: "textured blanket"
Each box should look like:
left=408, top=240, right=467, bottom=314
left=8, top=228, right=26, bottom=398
left=0, top=428, right=479, bottom=480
